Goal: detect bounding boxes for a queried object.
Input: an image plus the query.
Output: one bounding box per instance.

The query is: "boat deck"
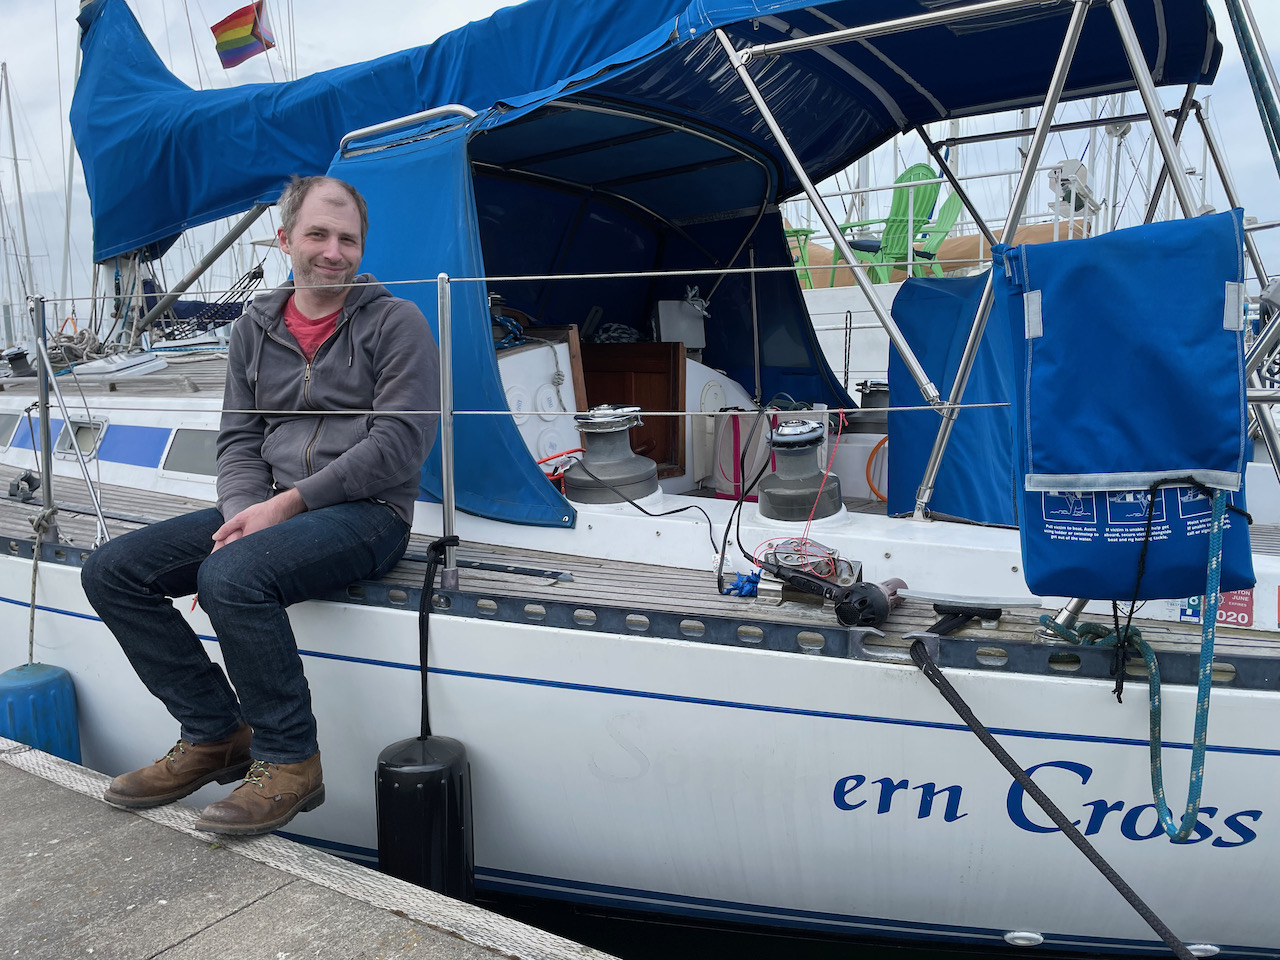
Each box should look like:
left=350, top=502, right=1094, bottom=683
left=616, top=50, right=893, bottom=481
left=3, top=463, right=1279, bottom=691
left=0, top=351, right=231, bottom=398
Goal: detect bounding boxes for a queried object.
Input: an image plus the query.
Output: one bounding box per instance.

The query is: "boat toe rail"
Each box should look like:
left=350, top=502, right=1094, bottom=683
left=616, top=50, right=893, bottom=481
left=3, top=463, right=1279, bottom=692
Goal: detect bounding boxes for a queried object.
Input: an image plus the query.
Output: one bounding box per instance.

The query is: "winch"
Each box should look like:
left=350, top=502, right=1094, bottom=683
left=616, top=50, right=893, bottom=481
left=1, top=346, right=35, bottom=378
left=756, top=419, right=842, bottom=521
left=561, top=404, right=659, bottom=504
left=757, top=537, right=905, bottom=628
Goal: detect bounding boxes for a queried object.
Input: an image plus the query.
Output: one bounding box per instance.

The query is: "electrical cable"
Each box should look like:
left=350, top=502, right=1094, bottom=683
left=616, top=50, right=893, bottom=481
left=713, top=405, right=770, bottom=593
left=417, top=535, right=458, bottom=740
left=571, top=460, right=720, bottom=554
left=866, top=435, right=888, bottom=502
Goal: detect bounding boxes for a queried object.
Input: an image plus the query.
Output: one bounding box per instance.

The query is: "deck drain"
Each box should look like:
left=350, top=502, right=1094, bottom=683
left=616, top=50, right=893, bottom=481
left=1047, top=652, right=1081, bottom=672
left=797, top=631, right=825, bottom=654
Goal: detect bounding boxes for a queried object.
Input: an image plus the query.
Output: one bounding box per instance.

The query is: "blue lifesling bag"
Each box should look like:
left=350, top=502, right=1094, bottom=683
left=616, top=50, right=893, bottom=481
left=992, top=209, right=1253, bottom=600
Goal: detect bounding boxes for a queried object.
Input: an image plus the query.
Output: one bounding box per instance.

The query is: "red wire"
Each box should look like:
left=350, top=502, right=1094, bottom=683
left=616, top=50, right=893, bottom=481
left=537, top=447, right=584, bottom=464
left=800, top=409, right=846, bottom=543
left=539, top=449, right=584, bottom=495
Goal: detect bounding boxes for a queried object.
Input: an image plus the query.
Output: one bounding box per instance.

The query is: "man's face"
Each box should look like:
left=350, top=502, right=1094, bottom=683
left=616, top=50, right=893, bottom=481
left=278, top=182, right=364, bottom=295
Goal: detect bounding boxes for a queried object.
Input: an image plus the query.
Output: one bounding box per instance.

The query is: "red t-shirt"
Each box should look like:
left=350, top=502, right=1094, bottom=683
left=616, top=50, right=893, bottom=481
left=283, top=296, right=341, bottom=362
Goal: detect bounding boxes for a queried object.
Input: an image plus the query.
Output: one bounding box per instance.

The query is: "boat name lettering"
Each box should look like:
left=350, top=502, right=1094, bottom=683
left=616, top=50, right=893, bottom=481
left=1006, top=760, right=1261, bottom=847
left=833, top=774, right=967, bottom=822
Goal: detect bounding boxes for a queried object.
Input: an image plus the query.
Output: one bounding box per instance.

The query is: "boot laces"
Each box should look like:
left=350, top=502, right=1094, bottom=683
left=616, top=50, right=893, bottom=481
left=243, top=759, right=275, bottom=786
left=162, top=740, right=190, bottom=764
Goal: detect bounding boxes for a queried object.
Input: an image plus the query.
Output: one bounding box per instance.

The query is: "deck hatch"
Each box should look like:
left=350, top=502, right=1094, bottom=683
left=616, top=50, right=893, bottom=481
left=53, top=418, right=106, bottom=462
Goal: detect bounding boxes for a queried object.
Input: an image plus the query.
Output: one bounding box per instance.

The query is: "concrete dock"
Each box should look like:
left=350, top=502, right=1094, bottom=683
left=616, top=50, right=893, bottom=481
left=0, top=737, right=614, bottom=960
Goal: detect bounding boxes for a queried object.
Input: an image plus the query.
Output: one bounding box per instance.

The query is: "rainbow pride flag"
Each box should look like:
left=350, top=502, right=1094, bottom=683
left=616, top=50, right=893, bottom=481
left=210, top=2, right=276, bottom=69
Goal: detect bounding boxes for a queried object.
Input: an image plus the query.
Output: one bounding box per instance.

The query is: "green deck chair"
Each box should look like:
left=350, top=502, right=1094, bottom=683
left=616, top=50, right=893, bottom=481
left=783, top=226, right=818, bottom=289
left=831, top=163, right=941, bottom=284
left=912, top=190, right=964, bottom=277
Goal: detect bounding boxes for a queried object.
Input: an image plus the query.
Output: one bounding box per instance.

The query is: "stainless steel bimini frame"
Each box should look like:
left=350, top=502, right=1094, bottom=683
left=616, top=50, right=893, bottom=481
left=719, top=0, right=1097, bottom=514
left=719, top=0, right=1273, bottom=516
left=714, top=30, right=940, bottom=406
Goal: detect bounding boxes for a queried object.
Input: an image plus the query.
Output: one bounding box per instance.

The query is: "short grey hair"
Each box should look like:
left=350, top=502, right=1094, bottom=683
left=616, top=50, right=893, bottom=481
left=277, top=175, right=369, bottom=245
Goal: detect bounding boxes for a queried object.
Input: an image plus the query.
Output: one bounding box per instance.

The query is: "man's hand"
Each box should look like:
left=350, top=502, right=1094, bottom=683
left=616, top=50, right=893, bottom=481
left=212, top=488, right=307, bottom=552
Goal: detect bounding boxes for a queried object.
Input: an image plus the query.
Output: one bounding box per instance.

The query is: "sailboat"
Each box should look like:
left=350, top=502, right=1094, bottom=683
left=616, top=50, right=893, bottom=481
left=3, top=0, right=1280, bottom=954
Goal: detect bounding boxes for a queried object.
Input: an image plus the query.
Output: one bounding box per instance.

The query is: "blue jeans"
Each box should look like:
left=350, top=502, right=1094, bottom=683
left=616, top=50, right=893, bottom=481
left=81, top=500, right=411, bottom=763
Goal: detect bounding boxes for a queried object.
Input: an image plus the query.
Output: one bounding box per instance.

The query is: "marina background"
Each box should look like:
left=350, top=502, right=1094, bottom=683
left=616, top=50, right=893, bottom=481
left=1, top=0, right=1279, bottom=316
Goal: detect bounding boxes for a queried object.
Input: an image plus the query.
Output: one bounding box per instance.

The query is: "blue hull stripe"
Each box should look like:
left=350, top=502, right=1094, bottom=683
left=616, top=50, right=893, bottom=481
left=429, top=665, right=1280, bottom=758
left=276, top=828, right=377, bottom=861
left=5, top=592, right=1280, bottom=758
left=473, top=867, right=1277, bottom=958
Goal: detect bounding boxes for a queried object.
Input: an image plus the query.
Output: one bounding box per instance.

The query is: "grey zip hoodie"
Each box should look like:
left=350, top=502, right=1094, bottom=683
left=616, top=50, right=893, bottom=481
left=217, top=274, right=439, bottom=524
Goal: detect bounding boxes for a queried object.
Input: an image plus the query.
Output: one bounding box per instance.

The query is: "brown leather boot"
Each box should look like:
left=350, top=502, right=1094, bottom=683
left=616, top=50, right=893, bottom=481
left=103, top=723, right=252, bottom=809
left=193, top=753, right=324, bottom=836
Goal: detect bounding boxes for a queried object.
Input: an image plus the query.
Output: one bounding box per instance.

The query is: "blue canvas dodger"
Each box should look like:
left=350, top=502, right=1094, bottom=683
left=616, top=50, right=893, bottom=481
left=993, top=209, right=1253, bottom=601
left=888, top=273, right=1016, bottom=526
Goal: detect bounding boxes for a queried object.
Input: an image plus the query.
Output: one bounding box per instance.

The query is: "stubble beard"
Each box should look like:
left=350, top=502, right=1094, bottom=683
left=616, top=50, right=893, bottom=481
left=293, top=257, right=358, bottom=297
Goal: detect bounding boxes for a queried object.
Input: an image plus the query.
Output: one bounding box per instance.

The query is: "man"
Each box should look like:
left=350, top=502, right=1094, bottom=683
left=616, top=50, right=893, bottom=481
left=82, top=175, right=439, bottom=836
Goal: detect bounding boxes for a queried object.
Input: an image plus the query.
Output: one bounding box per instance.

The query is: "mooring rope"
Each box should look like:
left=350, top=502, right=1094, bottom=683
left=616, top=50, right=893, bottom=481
left=26, top=508, right=56, bottom=666
left=909, top=639, right=1194, bottom=960
left=1038, top=489, right=1227, bottom=842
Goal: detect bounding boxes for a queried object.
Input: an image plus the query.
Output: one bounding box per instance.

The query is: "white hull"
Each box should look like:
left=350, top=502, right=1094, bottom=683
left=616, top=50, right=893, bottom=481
left=3, top=548, right=1278, bottom=955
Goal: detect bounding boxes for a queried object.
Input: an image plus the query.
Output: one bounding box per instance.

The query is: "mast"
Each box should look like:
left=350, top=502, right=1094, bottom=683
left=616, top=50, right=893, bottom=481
left=1, top=63, right=36, bottom=302
left=1222, top=0, right=1280, bottom=183
left=0, top=174, right=13, bottom=344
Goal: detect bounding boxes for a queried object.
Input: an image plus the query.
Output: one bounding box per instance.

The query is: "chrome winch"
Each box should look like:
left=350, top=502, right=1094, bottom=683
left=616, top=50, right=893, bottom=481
left=561, top=404, right=659, bottom=504
left=755, top=419, right=843, bottom=521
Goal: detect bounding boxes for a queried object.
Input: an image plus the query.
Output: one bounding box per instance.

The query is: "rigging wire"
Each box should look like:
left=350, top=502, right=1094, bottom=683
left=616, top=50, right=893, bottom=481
left=53, top=1, right=66, bottom=184
left=1114, top=137, right=1153, bottom=229
left=181, top=0, right=208, bottom=90
left=158, top=0, right=179, bottom=73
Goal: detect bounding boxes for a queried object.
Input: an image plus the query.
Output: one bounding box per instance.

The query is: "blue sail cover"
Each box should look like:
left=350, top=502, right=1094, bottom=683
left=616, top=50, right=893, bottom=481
left=73, top=0, right=697, bottom=260
left=74, top=0, right=1221, bottom=262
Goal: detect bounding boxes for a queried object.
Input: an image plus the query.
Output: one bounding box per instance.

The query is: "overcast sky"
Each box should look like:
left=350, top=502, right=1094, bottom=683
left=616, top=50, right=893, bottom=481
left=2, top=0, right=1279, bottom=314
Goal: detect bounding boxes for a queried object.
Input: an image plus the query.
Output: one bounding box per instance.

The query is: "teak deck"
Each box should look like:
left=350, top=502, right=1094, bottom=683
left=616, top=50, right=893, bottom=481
left=4, top=462, right=1280, bottom=686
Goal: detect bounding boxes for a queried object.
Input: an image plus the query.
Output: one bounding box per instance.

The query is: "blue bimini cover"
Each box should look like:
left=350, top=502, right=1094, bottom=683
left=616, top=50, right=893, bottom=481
left=887, top=274, right=1016, bottom=525
left=993, top=209, right=1253, bottom=600
left=73, top=0, right=1223, bottom=263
